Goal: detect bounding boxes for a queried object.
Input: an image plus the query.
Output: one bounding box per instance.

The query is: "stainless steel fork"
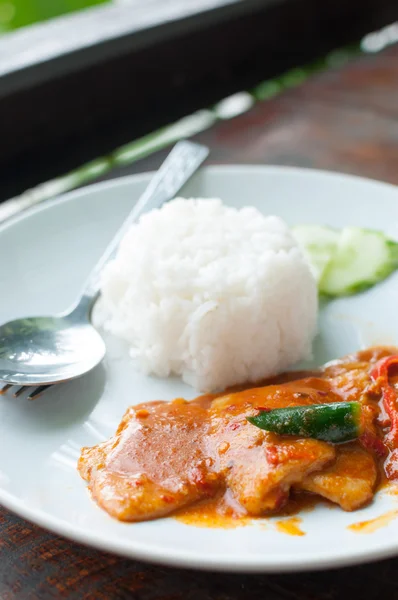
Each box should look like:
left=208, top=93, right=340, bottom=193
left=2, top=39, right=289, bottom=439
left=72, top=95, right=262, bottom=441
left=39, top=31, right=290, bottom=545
left=0, top=141, right=209, bottom=396
left=0, top=382, right=52, bottom=400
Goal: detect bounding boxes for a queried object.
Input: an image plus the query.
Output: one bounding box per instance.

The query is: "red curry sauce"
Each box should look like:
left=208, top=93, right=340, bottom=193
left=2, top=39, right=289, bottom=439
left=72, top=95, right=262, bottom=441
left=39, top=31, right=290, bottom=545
left=78, top=346, right=398, bottom=525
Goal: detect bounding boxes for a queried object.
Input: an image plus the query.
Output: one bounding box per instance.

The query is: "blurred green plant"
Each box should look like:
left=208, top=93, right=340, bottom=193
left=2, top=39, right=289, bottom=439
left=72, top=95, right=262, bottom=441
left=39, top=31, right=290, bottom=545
left=0, top=0, right=109, bottom=33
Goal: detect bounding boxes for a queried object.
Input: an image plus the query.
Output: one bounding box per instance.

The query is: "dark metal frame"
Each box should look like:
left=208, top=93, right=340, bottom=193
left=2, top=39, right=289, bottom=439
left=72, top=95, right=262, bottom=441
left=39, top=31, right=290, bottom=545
left=1, top=0, right=282, bottom=97
left=1, top=0, right=398, bottom=200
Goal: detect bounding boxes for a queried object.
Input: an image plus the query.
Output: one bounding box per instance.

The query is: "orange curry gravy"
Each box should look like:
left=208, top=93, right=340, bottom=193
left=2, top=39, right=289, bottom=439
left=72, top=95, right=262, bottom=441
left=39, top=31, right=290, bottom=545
left=78, top=346, right=398, bottom=526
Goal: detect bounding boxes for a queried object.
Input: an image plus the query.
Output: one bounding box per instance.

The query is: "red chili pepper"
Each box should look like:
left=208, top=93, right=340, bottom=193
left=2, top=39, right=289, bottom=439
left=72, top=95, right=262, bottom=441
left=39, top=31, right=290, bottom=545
left=385, top=449, right=398, bottom=480
left=160, top=494, right=175, bottom=504
left=371, top=355, right=398, bottom=450
left=265, top=445, right=280, bottom=466
left=359, top=431, right=387, bottom=458
left=229, top=422, right=240, bottom=431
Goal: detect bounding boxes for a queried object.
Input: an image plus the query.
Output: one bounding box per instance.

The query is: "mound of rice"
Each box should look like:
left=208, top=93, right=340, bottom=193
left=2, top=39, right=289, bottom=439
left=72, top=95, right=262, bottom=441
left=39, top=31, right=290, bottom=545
left=96, top=198, right=318, bottom=392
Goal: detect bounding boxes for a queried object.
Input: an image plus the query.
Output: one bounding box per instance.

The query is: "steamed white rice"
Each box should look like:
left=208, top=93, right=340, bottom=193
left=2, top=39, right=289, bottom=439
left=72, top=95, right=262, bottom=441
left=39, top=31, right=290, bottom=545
left=95, top=198, right=317, bottom=392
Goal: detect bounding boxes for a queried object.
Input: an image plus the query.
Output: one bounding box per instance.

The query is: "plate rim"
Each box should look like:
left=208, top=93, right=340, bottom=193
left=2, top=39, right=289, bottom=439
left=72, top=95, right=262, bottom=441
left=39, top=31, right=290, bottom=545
left=1, top=164, right=398, bottom=573
left=4, top=164, right=397, bottom=234
left=1, top=484, right=398, bottom=573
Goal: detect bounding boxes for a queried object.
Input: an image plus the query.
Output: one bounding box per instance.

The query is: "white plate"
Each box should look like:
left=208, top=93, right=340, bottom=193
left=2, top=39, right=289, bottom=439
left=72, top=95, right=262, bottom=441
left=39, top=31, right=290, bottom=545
left=2, top=166, right=398, bottom=573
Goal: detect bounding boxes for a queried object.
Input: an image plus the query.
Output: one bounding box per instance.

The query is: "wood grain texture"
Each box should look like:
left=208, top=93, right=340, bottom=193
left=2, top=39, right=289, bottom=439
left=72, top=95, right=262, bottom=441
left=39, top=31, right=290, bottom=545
left=108, top=43, right=398, bottom=186
left=1, top=508, right=398, bottom=599
left=2, top=42, right=398, bottom=600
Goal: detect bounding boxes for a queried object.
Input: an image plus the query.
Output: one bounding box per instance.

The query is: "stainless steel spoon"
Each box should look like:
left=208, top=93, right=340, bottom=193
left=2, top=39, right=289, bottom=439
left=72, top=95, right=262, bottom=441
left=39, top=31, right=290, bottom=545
left=0, top=141, right=209, bottom=386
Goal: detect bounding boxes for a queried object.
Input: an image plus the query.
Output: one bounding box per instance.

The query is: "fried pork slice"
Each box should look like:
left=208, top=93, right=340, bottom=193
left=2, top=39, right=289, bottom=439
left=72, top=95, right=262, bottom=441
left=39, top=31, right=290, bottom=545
left=298, top=444, right=377, bottom=511
left=209, top=388, right=336, bottom=514
left=78, top=399, right=220, bottom=522
left=79, top=347, right=388, bottom=522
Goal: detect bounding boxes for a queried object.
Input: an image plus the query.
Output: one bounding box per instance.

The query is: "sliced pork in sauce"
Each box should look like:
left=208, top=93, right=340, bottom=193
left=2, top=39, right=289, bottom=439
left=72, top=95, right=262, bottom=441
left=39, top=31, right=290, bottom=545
left=297, top=445, right=377, bottom=511
left=79, top=347, right=398, bottom=523
left=209, top=387, right=335, bottom=515
left=79, top=400, right=219, bottom=521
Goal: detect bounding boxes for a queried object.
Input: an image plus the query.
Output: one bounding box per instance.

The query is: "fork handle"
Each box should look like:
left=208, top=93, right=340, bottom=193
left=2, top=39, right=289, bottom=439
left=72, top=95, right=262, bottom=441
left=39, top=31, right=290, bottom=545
left=71, top=141, right=209, bottom=317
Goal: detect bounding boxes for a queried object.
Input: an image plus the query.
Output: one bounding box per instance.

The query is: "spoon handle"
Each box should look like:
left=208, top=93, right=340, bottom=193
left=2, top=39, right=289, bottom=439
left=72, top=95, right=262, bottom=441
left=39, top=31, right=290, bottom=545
left=75, top=140, right=209, bottom=313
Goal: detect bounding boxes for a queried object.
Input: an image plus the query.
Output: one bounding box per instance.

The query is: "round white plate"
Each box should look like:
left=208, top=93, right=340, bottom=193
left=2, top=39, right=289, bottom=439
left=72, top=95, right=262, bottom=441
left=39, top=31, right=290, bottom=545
left=2, top=166, right=398, bottom=573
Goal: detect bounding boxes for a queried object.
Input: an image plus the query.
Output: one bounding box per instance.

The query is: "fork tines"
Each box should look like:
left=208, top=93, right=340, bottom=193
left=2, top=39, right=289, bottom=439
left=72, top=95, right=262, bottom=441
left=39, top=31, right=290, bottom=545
left=0, top=383, right=52, bottom=400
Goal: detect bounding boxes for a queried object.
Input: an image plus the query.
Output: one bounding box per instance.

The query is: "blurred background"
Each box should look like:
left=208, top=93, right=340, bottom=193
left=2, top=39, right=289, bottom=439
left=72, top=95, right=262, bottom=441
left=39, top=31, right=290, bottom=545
left=1, top=0, right=398, bottom=217
left=0, top=0, right=108, bottom=32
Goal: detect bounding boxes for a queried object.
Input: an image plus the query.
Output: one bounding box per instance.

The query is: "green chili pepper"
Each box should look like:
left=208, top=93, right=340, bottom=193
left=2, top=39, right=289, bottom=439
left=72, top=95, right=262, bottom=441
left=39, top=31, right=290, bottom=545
left=247, top=402, right=362, bottom=443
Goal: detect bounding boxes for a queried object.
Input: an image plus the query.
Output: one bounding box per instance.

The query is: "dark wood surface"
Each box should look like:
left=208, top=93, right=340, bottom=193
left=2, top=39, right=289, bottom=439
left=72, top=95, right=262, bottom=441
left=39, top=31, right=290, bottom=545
left=106, top=42, right=398, bottom=186
left=2, top=0, right=398, bottom=201
left=1, top=42, right=398, bottom=600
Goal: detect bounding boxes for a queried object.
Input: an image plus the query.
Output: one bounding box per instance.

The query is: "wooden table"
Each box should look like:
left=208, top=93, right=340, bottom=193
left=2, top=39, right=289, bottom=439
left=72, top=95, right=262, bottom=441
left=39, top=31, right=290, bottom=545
left=1, top=42, right=398, bottom=600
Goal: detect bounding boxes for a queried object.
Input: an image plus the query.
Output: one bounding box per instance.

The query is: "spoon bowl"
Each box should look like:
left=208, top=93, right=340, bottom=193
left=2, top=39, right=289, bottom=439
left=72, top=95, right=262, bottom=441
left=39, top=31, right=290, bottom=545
left=0, top=142, right=209, bottom=388
left=0, top=314, right=106, bottom=385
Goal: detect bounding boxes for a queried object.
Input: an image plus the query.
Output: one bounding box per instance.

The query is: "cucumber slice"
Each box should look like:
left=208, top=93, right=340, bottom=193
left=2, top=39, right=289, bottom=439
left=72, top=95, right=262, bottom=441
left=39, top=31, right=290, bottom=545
left=320, top=227, right=398, bottom=296
left=292, top=225, right=339, bottom=282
